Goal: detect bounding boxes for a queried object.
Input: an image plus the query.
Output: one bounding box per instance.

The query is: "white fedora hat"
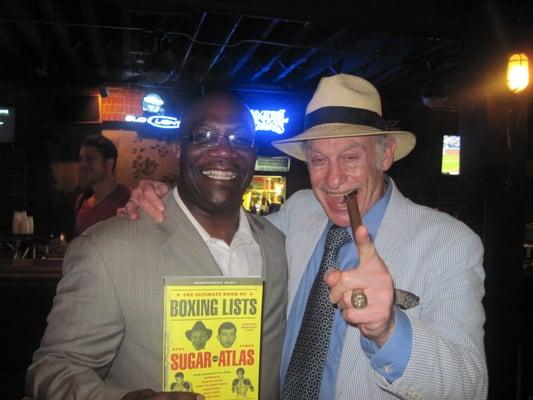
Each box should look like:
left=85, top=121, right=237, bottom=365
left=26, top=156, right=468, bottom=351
left=272, top=74, right=416, bottom=161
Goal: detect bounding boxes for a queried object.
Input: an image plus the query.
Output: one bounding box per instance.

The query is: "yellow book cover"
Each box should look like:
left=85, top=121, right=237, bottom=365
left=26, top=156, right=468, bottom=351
left=162, top=276, right=263, bottom=399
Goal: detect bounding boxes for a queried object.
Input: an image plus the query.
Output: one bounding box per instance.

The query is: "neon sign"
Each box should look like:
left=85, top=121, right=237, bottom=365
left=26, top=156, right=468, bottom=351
left=142, top=93, right=164, bottom=113
left=125, top=115, right=147, bottom=123
left=147, top=115, right=180, bottom=129
left=125, top=114, right=180, bottom=129
left=251, top=109, right=289, bottom=134
left=124, top=109, right=289, bottom=134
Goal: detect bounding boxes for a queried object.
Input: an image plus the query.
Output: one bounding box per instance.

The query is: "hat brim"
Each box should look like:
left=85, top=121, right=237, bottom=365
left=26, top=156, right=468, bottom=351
left=272, top=123, right=416, bottom=162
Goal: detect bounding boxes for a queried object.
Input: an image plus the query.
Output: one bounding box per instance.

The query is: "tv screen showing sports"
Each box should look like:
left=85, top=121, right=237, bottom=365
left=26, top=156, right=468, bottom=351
left=0, top=107, right=15, bottom=143
left=441, top=134, right=460, bottom=175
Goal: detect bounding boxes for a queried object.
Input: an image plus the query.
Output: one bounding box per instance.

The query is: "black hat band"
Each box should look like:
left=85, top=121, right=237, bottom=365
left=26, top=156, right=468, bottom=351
left=304, top=106, right=387, bottom=131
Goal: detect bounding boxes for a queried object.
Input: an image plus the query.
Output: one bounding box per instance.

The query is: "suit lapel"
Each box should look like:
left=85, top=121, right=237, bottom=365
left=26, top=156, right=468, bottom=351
left=374, top=181, right=409, bottom=279
left=246, top=214, right=267, bottom=280
left=287, top=209, right=329, bottom=309
left=159, top=194, right=222, bottom=276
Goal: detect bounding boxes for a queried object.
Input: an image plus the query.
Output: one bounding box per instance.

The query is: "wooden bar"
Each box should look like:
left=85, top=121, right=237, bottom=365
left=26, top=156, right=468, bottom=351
left=0, top=256, right=62, bottom=398
left=0, top=258, right=62, bottom=280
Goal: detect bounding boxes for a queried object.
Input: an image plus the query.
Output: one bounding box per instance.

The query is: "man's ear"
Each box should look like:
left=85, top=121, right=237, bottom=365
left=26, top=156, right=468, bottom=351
left=106, top=158, right=116, bottom=173
left=382, top=136, right=396, bottom=172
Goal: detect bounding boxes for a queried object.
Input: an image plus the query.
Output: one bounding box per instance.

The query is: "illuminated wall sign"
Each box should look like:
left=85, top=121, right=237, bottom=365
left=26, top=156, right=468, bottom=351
left=251, top=109, right=289, bottom=134
left=255, top=156, right=291, bottom=172
left=143, top=93, right=164, bottom=113
left=124, top=108, right=288, bottom=134
left=125, top=114, right=180, bottom=129
left=147, top=115, right=180, bottom=129
left=125, top=115, right=147, bottom=123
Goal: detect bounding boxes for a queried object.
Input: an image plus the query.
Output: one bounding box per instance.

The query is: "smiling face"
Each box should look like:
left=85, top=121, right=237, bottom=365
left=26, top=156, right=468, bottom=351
left=305, top=135, right=395, bottom=227
left=176, top=93, right=256, bottom=218
left=78, top=146, right=113, bottom=188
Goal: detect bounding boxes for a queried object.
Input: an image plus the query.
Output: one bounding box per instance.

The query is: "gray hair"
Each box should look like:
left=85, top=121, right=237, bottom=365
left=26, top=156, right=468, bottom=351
left=374, top=135, right=388, bottom=166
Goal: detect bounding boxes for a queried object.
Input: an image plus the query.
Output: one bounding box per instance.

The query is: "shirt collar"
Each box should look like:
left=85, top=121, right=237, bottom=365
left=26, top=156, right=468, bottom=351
left=172, top=187, right=254, bottom=246
left=327, top=175, right=392, bottom=241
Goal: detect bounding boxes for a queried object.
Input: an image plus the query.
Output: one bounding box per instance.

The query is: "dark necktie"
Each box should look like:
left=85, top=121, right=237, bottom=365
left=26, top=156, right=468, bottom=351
left=281, top=225, right=352, bottom=400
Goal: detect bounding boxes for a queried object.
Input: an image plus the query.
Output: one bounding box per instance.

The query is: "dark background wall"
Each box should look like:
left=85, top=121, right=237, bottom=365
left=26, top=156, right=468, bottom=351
left=0, top=83, right=465, bottom=236
left=0, top=78, right=531, bottom=399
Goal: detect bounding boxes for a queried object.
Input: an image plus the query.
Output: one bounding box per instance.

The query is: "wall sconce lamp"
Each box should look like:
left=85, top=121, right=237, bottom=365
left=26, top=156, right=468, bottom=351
left=507, top=52, right=529, bottom=93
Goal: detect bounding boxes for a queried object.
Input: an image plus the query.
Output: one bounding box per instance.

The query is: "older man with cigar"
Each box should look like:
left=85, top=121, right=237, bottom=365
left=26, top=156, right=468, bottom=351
left=124, top=74, right=488, bottom=399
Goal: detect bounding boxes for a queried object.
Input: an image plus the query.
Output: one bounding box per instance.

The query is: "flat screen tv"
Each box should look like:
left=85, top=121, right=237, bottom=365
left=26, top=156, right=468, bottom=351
left=441, top=134, right=460, bottom=175
left=0, top=107, right=15, bottom=143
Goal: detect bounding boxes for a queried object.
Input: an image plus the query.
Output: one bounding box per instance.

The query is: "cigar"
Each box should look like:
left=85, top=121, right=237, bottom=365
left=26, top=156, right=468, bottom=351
left=344, top=189, right=362, bottom=231
left=344, top=189, right=421, bottom=310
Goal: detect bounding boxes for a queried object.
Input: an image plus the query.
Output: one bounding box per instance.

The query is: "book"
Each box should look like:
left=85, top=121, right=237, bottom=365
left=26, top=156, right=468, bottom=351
left=162, top=276, right=264, bottom=399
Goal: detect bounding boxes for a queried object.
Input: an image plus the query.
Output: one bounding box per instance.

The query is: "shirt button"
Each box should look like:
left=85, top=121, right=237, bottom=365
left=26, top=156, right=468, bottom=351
left=382, top=364, right=393, bottom=374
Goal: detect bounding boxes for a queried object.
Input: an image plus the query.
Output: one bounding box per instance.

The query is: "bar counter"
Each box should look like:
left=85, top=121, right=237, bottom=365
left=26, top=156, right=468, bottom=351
left=0, top=257, right=63, bottom=399
left=0, top=258, right=63, bottom=280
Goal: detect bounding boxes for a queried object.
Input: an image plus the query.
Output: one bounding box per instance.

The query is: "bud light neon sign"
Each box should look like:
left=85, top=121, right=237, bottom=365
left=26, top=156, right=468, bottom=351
left=147, top=115, right=180, bottom=129
left=125, top=108, right=289, bottom=134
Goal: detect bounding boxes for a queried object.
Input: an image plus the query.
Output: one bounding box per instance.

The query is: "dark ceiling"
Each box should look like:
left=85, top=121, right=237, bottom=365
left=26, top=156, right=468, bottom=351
left=0, top=0, right=531, bottom=108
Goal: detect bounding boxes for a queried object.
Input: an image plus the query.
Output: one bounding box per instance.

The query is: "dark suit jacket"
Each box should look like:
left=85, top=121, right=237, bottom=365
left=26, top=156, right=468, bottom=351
left=27, top=193, right=288, bottom=399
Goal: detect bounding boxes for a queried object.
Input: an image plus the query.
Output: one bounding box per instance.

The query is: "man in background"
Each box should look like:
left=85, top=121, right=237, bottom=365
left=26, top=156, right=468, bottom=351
left=75, top=135, right=130, bottom=235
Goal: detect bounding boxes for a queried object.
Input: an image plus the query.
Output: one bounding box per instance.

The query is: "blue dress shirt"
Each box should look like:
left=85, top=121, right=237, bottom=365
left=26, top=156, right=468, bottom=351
left=280, top=179, right=413, bottom=399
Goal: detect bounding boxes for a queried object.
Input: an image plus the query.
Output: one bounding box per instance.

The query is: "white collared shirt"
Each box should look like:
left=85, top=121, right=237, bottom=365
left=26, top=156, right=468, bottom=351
left=172, top=187, right=262, bottom=277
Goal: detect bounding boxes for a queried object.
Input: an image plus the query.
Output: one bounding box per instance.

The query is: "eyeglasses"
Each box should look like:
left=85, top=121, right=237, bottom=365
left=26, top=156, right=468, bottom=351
left=190, top=127, right=255, bottom=149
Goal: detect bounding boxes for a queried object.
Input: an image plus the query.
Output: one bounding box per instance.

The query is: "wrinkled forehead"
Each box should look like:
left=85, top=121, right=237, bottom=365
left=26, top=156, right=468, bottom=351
left=303, top=135, right=378, bottom=153
left=182, top=94, right=255, bottom=134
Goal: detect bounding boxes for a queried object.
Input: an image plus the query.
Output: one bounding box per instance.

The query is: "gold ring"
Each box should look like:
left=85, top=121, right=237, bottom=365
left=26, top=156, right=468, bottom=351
left=351, top=288, right=368, bottom=309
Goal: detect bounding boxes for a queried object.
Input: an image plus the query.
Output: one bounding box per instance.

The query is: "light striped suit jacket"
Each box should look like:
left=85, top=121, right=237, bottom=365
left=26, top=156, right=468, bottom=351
left=267, top=178, right=488, bottom=400
left=26, top=193, right=288, bottom=400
